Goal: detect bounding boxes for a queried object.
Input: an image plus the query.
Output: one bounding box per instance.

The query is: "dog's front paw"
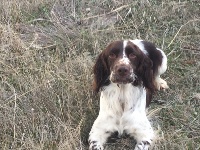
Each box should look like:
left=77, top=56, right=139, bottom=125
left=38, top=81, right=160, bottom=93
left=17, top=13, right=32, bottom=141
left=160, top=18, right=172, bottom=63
left=89, top=140, right=104, bottom=150
left=134, top=141, right=150, bottom=150
left=155, top=77, right=169, bottom=91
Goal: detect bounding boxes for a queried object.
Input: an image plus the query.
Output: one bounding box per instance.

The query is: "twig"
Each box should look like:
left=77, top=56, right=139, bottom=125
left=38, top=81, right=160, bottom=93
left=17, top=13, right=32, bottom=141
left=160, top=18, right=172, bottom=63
left=182, top=46, right=200, bottom=51
left=28, top=18, right=51, bottom=23
left=82, top=5, right=129, bottom=21
left=13, top=89, right=17, bottom=144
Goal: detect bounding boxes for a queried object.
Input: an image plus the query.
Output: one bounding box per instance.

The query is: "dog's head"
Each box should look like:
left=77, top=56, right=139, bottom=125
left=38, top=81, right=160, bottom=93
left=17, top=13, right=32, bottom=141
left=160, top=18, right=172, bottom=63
left=93, top=40, right=155, bottom=93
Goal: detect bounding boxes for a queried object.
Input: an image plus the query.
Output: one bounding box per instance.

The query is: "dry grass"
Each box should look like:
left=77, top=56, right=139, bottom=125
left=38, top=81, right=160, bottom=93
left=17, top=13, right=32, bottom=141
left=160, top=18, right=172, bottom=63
left=0, top=0, right=199, bottom=149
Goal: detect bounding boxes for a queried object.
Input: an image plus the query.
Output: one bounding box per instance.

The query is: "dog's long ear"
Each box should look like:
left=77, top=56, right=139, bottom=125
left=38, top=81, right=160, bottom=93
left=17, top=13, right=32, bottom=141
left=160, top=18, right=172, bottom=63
left=93, top=53, right=109, bottom=93
left=137, top=54, right=156, bottom=93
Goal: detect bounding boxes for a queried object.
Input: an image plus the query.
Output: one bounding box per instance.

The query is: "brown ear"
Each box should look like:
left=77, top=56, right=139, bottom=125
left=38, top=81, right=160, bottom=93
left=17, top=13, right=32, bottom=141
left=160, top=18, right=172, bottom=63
left=137, top=54, right=155, bottom=93
left=93, top=53, right=110, bottom=93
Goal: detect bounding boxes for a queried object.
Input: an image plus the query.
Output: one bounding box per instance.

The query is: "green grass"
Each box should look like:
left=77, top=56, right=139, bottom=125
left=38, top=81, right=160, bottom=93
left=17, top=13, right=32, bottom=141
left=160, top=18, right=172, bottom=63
left=0, top=0, right=199, bottom=149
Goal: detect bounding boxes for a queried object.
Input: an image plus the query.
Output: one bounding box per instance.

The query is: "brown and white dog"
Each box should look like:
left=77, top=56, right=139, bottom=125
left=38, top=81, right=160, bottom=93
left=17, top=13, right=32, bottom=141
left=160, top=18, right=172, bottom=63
left=89, top=39, right=169, bottom=150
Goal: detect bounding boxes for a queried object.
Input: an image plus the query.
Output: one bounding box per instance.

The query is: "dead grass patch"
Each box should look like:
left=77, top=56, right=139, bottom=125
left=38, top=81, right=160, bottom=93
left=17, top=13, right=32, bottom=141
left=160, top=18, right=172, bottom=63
left=0, top=0, right=199, bottom=149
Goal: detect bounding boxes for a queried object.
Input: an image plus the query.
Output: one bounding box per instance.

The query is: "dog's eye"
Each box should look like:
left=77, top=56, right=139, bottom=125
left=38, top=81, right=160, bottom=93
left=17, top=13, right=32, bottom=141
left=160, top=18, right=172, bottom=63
left=129, top=53, right=136, bottom=59
left=109, top=53, right=116, bottom=58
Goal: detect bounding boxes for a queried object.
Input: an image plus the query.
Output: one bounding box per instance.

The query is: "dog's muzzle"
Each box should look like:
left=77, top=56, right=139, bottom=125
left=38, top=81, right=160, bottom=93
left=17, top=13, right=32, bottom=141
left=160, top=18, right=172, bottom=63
left=110, top=65, right=135, bottom=84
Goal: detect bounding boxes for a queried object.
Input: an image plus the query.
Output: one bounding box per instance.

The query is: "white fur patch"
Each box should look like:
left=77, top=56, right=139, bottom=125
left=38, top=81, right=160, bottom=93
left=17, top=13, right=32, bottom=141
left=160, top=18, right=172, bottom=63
left=116, top=40, right=130, bottom=65
left=155, top=77, right=169, bottom=90
left=157, top=48, right=167, bottom=75
left=89, top=83, right=154, bottom=149
left=123, top=40, right=128, bottom=57
left=130, top=39, right=148, bottom=54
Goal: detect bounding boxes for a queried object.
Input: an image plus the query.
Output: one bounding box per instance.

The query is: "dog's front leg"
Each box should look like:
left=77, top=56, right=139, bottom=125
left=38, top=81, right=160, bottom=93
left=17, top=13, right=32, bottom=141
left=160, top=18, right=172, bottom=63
left=88, top=115, right=117, bottom=150
left=123, top=112, right=154, bottom=150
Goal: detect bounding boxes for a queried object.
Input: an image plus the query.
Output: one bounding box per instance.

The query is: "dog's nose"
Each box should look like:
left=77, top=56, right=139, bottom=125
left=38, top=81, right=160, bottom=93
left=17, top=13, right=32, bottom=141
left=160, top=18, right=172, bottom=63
left=117, top=66, right=130, bottom=76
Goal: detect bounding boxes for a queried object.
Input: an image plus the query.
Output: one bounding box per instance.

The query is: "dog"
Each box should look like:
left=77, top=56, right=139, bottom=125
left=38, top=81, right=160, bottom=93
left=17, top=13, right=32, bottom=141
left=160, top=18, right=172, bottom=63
left=89, top=39, right=169, bottom=150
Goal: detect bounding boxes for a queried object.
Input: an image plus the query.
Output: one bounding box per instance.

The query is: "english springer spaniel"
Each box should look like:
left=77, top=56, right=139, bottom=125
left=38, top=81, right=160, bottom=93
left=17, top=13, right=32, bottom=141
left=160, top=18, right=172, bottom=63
left=89, top=39, right=169, bottom=150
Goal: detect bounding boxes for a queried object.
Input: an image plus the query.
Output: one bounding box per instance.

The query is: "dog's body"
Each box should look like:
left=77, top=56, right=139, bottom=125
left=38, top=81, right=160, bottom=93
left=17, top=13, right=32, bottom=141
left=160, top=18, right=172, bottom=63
left=89, top=40, right=168, bottom=150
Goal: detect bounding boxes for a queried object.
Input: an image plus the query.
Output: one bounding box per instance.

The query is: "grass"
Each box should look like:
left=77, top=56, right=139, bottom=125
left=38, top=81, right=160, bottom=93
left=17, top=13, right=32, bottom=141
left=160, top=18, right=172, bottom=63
left=0, top=0, right=199, bottom=149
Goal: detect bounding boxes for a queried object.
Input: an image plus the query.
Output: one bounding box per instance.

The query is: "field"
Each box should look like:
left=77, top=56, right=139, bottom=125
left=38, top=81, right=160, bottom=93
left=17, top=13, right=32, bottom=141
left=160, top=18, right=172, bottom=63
left=0, top=0, right=199, bottom=149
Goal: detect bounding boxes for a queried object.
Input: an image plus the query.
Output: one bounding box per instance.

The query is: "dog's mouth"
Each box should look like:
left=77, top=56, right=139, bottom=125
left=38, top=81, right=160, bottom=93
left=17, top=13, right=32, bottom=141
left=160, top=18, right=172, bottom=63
left=110, top=74, right=135, bottom=84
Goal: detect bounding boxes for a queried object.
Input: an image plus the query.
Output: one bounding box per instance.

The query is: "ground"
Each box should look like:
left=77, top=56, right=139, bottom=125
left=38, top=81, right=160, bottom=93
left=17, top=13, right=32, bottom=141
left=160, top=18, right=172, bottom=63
left=0, top=0, right=199, bottom=149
